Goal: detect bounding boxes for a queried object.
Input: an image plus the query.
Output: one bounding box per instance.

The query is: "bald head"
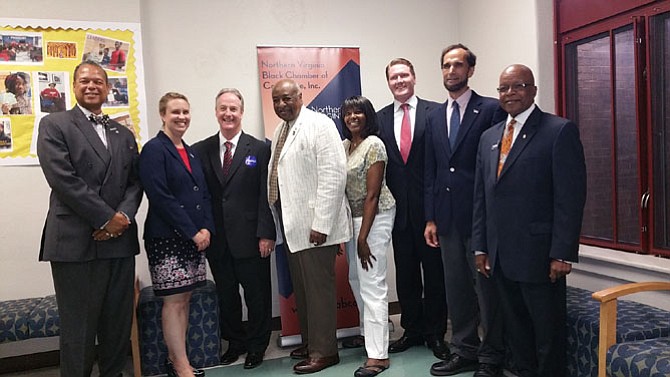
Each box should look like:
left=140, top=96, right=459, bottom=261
left=272, top=79, right=303, bottom=122
left=498, top=64, right=537, bottom=117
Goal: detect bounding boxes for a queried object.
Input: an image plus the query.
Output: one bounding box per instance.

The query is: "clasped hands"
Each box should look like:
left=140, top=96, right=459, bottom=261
left=92, top=212, right=130, bottom=241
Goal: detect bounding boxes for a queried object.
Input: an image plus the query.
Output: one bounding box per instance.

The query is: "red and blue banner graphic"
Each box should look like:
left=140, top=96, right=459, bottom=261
left=256, top=46, right=361, bottom=345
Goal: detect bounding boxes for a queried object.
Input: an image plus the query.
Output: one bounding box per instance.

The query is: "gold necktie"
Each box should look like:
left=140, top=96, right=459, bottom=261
left=268, top=122, right=290, bottom=205
left=497, top=119, right=517, bottom=178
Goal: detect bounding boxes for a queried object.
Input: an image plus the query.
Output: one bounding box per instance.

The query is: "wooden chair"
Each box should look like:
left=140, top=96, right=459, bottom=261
left=131, top=277, right=142, bottom=377
left=592, top=282, right=670, bottom=377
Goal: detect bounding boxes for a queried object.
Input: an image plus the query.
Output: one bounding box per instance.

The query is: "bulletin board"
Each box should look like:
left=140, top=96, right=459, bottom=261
left=0, top=18, right=148, bottom=165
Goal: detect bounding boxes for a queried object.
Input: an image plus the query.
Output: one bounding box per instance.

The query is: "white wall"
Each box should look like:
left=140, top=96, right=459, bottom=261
left=4, top=0, right=619, bottom=313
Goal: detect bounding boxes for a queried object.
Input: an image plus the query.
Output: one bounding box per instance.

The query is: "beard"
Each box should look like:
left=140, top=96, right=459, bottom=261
left=444, top=78, right=468, bottom=93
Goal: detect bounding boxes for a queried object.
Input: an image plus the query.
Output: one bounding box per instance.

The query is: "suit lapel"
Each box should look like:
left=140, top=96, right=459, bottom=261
left=488, top=121, right=505, bottom=182
left=224, top=132, right=249, bottom=184
left=498, top=108, right=541, bottom=179
left=434, top=102, right=451, bottom=158
left=379, top=105, right=403, bottom=164
left=206, top=135, right=226, bottom=187
left=452, top=93, right=482, bottom=152
left=281, top=113, right=302, bottom=161
left=72, top=107, right=110, bottom=164
left=411, top=99, right=427, bottom=157
left=158, top=131, right=196, bottom=181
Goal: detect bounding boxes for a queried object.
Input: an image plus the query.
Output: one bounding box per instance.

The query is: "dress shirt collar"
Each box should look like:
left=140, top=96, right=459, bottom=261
left=219, top=129, right=242, bottom=150
left=393, top=95, right=418, bottom=112
left=505, top=103, right=536, bottom=128
left=77, top=103, right=101, bottom=119
left=449, top=88, right=472, bottom=110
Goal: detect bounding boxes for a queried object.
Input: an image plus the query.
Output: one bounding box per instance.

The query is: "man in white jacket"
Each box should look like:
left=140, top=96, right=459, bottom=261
left=268, top=79, right=351, bottom=374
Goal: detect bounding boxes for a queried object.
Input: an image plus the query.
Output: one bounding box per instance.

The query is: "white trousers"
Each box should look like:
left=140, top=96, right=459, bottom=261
left=346, top=207, right=395, bottom=359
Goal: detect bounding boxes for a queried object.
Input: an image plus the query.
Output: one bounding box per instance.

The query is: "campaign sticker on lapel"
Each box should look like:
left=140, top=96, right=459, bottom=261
left=245, top=155, right=257, bottom=167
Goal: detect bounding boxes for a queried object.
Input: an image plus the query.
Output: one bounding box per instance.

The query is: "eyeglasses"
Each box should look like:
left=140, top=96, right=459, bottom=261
left=496, top=83, right=532, bottom=93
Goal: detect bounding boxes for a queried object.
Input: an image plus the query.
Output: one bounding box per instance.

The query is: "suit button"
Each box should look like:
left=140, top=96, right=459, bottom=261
left=222, top=198, right=227, bottom=203
left=196, top=204, right=202, bottom=210
left=193, top=186, right=199, bottom=191
left=449, top=167, right=455, bottom=172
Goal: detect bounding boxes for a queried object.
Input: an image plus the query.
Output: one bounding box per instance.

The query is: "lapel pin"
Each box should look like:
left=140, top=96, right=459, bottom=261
left=491, top=143, right=498, bottom=150
left=522, top=134, right=527, bottom=139
left=473, top=109, right=480, bottom=114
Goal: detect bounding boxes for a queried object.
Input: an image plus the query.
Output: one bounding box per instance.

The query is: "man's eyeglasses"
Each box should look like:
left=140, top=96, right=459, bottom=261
left=496, top=83, right=532, bottom=93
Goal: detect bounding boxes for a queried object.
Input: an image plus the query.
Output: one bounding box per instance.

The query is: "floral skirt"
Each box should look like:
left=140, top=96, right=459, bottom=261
left=146, top=237, right=206, bottom=296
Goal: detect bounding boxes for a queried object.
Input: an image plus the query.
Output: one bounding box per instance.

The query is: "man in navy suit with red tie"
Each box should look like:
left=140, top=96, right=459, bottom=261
left=377, top=58, right=448, bottom=360
left=425, top=44, right=506, bottom=377
left=472, top=64, right=586, bottom=377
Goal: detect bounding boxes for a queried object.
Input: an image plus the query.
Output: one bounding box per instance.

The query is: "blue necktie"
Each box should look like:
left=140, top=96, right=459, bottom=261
left=449, top=101, right=460, bottom=148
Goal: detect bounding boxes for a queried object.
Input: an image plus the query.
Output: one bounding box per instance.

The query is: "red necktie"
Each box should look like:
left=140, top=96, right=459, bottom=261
left=223, top=141, right=233, bottom=176
left=400, top=103, right=411, bottom=163
left=497, top=119, right=517, bottom=178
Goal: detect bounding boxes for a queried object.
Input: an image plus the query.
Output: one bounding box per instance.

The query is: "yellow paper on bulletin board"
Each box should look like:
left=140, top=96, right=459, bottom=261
left=0, top=18, right=148, bottom=166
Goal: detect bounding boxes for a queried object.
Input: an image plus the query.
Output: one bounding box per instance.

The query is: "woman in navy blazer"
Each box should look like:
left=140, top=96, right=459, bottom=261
left=139, top=92, right=214, bottom=377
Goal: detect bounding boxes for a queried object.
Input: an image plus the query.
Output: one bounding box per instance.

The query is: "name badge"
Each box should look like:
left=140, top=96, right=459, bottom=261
left=245, top=155, right=257, bottom=167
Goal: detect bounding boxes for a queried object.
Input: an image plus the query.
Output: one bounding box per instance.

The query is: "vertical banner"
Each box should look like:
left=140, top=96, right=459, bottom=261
left=257, top=46, right=361, bottom=345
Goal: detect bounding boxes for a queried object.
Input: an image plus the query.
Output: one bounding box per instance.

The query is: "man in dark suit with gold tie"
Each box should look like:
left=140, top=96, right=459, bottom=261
left=472, top=64, right=587, bottom=377
left=37, top=61, right=142, bottom=377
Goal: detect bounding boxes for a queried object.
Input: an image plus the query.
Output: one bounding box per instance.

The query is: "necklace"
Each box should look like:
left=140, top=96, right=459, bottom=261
left=350, top=138, right=363, bottom=151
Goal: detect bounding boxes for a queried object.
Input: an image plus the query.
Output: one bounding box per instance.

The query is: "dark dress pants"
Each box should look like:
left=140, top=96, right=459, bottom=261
left=392, top=219, right=447, bottom=341
left=494, top=266, right=567, bottom=377
left=209, top=249, right=272, bottom=353
left=439, top=226, right=504, bottom=364
left=51, top=257, right=135, bottom=377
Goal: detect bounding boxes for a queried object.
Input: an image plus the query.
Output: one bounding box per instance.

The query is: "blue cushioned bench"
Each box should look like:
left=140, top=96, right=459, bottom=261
left=137, top=280, right=221, bottom=376
left=0, top=295, right=59, bottom=344
left=566, top=285, right=670, bottom=377
left=1, top=280, right=142, bottom=377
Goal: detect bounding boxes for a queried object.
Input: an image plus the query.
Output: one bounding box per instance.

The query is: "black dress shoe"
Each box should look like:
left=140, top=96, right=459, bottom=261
left=388, top=335, right=424, bottom=353
left=426, top=339, right=450, bottom=360
left=244, top=351, right=264, bottom=369
left=342, top=335, right=365, bottom=348
left=430, top=354, right=478, bottom=376
left=473, top=363, right=503, bottom=377
left=293, top=354, right=340, bottom=374
left=290, top=344, right=309, bottom=359
left=165, top=358, right=205, bottom=377
left=220, top=347, right=246, bottom=365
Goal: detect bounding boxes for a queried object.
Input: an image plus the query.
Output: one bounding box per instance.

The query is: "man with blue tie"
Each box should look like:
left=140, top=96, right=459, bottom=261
left=425, top=44, right=506, bottom=377
left=472, top=64, right=587, bottom=377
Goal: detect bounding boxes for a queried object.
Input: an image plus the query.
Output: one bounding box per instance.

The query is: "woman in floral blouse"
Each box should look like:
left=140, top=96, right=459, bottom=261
left=341, top=95, right=396, bottom=377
